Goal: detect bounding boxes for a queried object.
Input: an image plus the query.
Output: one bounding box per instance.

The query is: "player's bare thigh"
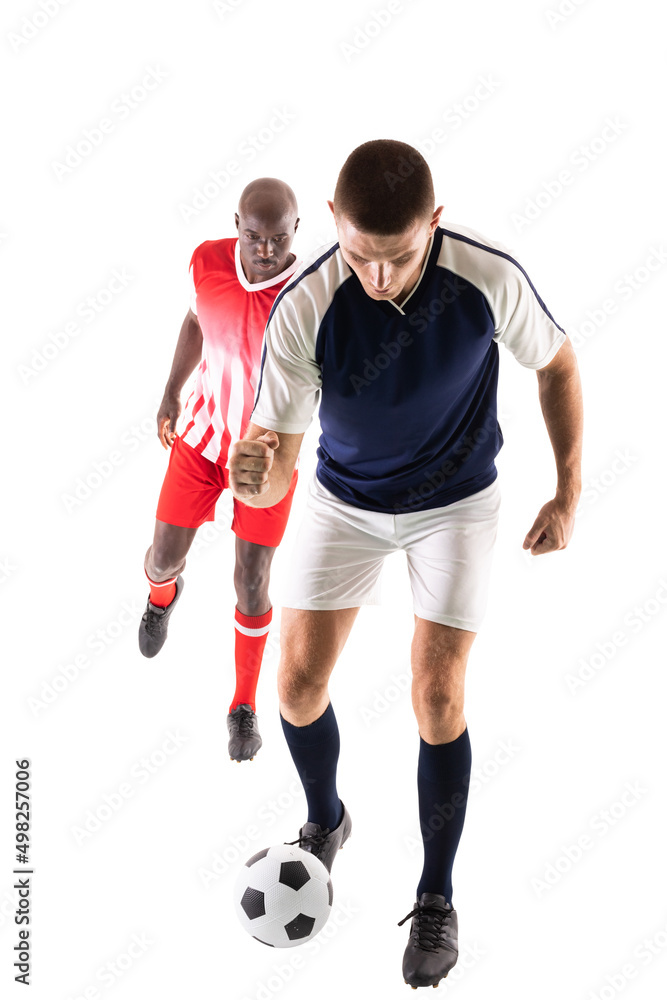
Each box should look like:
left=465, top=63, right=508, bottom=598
left=278, top=607, right=360, bottom=726
left=411, top=617, right=477, bottom=745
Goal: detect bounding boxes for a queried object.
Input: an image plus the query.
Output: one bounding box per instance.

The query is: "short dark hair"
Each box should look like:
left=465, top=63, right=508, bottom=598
left=333, top=139, right=434, bottom=236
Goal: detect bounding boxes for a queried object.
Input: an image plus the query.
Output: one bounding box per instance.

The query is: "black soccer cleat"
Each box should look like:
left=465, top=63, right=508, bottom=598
left=138, top=575, right=184, bottom=658
left=398, top=892, right=459, bottom=989
left=284, top=801, right=352, bottom=873
left=227, top=704, right=262, bottom=762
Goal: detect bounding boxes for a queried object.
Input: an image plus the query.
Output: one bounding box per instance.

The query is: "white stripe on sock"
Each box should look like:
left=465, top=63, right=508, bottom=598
left=234, top=622, right=271, bottom=638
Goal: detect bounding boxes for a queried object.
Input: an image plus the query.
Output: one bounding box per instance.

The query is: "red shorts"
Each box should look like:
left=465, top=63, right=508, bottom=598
left=156, top=435, right=297, bottom=547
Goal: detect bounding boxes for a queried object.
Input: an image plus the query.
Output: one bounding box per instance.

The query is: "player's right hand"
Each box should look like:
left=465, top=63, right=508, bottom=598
left=229, top=432, right=279, bottom=500
left=157, top=395, right=181, bottom=449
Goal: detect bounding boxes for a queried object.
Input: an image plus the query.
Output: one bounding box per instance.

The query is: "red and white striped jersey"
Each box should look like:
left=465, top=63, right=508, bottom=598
left=178, top=238, right=299, bottom=466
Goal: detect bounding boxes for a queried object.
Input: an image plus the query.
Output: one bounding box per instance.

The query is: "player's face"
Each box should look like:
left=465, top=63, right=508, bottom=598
left=332, top=206, right=441, bottom=306
left=235, top=209, right=299, bottom=283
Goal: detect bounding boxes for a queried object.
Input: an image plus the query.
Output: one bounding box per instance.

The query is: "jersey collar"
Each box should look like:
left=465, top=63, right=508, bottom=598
left=234, top=239, right=299, bottom=292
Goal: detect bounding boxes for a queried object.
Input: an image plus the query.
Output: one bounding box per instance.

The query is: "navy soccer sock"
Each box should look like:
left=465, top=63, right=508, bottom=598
left=280, top=701, right=343, bottom=831
left=416, top=726, right=472, bottom=904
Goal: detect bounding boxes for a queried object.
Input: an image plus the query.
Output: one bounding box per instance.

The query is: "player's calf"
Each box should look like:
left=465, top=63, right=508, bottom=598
left=233, top=567, right=272, bottom=618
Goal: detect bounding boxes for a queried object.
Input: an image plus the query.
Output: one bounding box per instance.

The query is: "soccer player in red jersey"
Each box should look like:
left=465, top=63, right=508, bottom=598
left=139, top=178, right=300, bottom=763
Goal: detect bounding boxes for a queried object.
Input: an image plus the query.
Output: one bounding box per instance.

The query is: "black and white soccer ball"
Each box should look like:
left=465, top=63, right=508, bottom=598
left=234, top=843, right=333, bottom=948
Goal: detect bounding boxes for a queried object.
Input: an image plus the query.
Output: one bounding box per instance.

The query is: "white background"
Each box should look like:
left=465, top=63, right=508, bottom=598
left=2, top=0, right=666, bottom=997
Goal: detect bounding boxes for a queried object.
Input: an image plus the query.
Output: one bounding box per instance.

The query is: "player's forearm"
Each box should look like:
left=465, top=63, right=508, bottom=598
left=230, top=423, right=302, bottom=509
left=537, top=347, right=583, bottom=502
left=239, top=466, right=292, bottom=508
left=163, top=310, right=203, bottom=397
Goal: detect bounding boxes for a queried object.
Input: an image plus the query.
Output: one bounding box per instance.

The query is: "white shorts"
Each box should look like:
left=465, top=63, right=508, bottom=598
left=283, top=474, right=501, bottom=632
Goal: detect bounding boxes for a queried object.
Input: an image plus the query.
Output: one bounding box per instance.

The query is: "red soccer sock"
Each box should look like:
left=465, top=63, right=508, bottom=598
left=230, top=607, right=273, bottom=714
left=145, top=571, right=177, bottom=608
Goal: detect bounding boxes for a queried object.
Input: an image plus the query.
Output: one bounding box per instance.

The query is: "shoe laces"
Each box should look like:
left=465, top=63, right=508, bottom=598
left=229, top=706, right=256, bottom=737
left=237, top=709, right=255, bottom=737
left=143, top=605, right=165, bottom=634
left=284, top=828, right=331, bottom=852
left=397, top=903, right=452, bottom=952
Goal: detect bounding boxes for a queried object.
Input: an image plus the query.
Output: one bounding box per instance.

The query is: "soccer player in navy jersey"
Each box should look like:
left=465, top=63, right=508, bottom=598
left=228, top=140, right=583, bottom=987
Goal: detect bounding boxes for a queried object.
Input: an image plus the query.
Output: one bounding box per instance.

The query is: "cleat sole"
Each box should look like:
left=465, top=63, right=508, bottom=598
left=404, top=978, right=445, bottom=990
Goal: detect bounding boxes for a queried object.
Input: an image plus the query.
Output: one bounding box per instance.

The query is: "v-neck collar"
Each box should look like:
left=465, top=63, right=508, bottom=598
left=234, top=239, right=299, bottom=291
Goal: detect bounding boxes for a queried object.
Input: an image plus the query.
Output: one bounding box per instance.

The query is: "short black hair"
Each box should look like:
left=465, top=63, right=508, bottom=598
left=333, top=139, right=434, bottom=236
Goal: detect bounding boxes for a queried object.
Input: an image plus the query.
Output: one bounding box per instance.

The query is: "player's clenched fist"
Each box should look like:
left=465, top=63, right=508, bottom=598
left=229, top=432, right=280, bottom=500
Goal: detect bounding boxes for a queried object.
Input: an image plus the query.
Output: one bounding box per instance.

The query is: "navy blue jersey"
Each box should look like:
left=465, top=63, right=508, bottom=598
left=252, top=223, right=566, bottom=513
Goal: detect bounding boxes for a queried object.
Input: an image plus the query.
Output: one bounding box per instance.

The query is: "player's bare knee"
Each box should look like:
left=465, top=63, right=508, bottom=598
left=277, top=670, right=325, bottom=715
left=412, top=684, right=463, bottom=725
left=146, top=543, right=184, bottom=581
left=277, top=673, right=308, bottom=711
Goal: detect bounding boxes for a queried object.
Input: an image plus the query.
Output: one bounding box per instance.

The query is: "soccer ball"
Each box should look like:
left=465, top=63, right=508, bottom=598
left=234, top=843, right=333, bottom=948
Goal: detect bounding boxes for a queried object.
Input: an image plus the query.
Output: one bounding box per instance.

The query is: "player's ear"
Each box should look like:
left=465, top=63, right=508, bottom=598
left=327, top=199, right=335, bottom=218
left=294, top=217, right=300, bottom=232
left=430, top=205, right=444, bottom=233
left=235, top=212, right=240, bottom=230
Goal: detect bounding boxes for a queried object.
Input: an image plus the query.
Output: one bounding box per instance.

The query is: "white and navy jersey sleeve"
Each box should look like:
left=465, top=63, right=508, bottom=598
left=252, top=294, right=322, bottom=434
left=252, top=242, right=347, bottom=435
left=437, top=224, right=567, bottom=370
left=489, top=255, right=567, bottom=369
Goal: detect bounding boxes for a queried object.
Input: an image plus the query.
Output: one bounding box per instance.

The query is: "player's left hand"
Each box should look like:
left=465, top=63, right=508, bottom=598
left=522, top=496, right=577, bottom=555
